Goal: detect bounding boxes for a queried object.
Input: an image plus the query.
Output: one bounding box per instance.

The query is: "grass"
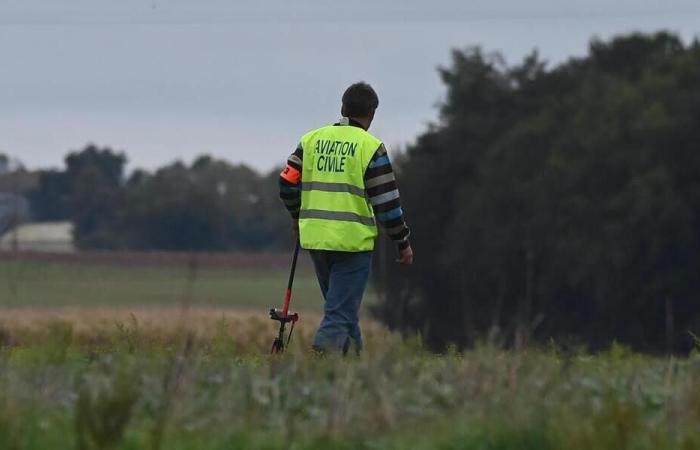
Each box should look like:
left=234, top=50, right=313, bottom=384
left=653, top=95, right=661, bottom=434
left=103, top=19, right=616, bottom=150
left=0, top=258, right=336, bottom=310
left=0, top=315, right=699, bottom=450
left=1, top=258, right=699, bottom=449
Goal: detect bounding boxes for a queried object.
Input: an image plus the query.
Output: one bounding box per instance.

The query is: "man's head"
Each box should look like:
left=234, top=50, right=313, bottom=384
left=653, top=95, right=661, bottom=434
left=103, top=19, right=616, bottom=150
left=341, top=82, right=378, bottom=130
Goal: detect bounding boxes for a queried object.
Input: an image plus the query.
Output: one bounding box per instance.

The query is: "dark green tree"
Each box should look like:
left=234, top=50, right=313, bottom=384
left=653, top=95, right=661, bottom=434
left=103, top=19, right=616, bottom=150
left=375, top=32, right=700, bottom=353
left=119, top=161, right=227, bottom=251
left=28, top=170, right=71, bottom=221
left=117, top=156, right=290, bottom=251
left=66, top=145, right=127, bottom=249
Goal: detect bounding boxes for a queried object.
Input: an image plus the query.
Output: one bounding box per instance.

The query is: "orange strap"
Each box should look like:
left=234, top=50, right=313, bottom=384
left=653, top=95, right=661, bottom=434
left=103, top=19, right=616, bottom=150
left=280, top=164, right=301, bottom=184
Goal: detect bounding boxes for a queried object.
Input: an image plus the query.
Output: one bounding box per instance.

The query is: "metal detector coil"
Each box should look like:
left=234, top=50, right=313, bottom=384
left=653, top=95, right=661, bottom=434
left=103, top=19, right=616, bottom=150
left=269, top=308, right=299, bottom=323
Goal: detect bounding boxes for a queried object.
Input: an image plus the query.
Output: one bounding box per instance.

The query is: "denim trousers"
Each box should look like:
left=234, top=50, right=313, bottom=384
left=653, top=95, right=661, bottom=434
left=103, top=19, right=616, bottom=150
left=309, top=250, right=373, bottom=354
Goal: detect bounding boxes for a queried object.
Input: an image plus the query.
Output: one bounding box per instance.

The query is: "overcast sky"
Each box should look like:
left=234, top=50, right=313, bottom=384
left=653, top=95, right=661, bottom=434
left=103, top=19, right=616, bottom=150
left=1, top=0, right=699, bottom=173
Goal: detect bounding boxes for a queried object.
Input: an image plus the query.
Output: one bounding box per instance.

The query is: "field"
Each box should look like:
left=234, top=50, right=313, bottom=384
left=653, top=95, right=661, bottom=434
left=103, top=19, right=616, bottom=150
left=0, top=252, right=327, bottom=310
left=1, top=253, right=700, bottom=449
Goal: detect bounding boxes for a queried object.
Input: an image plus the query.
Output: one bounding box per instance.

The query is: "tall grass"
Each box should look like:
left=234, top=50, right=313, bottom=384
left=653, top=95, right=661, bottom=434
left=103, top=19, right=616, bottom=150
left=0, top=314, right=699, bottom=449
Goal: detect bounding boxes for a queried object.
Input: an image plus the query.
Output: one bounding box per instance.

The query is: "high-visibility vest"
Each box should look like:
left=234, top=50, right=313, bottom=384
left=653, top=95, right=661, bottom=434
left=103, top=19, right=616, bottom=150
left=298, top=123, right=381, bottom=252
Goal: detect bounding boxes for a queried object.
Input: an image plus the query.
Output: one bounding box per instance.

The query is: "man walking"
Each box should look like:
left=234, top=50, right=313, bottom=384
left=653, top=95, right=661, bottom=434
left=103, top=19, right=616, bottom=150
left=279, top=82, right=413, bottom=354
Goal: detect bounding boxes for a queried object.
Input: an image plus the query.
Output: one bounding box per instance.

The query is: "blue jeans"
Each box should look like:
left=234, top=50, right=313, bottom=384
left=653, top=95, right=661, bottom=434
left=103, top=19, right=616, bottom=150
left=309, top=250, right=372, bottom=354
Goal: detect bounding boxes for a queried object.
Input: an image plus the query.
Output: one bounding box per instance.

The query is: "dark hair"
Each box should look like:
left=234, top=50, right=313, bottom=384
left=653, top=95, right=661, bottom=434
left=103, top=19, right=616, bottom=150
left=341, top=82, right=379, bottom=118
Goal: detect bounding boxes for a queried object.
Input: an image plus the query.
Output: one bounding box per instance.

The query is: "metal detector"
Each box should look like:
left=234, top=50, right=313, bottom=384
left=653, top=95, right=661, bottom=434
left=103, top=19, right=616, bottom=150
left=269, top=240, right=300, bottom=353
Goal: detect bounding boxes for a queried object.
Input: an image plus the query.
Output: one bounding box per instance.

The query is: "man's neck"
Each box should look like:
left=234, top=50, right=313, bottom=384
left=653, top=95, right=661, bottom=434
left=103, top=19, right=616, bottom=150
left=341, top=116, right=369, bottom=130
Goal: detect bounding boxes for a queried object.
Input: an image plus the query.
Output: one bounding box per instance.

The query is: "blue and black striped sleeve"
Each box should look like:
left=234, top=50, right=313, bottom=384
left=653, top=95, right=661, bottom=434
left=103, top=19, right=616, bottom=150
left=279, top=144, right=303, bottom=219
left=364, top=144, right=411, bottom=250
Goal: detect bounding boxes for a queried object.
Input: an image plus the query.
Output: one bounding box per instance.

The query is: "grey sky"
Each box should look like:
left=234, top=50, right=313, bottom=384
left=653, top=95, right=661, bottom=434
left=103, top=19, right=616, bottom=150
left=1, top=1, right=699, bottom=173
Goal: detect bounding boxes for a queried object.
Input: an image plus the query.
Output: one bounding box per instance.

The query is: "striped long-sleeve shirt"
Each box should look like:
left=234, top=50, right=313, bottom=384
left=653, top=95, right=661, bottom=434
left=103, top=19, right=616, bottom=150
left=279, top=121, right=410, bottom=250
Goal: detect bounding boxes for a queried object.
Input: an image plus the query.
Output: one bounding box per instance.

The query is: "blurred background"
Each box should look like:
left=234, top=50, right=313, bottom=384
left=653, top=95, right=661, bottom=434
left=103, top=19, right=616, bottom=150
left=2, top=0, right=700, bottom=353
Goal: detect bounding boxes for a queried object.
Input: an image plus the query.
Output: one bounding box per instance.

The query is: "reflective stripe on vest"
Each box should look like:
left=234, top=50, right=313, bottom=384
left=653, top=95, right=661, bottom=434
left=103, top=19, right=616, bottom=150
left=301, top=181, right=366, bottom=198
left=298, top=123, right=381, bottom=252
left=299, top=209, right=376, bottom=227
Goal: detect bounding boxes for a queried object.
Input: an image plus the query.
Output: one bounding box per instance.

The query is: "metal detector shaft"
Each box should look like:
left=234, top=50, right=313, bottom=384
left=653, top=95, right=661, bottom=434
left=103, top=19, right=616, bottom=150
left=269, top=240, right=301, bottom=354
left=282, top=240, right=300, bottom=317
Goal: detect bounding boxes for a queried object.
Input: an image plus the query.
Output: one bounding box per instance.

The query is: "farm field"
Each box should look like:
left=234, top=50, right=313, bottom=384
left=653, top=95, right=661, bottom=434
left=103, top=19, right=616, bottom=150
left=1, top=254, right=699, bottom=450
left=0, top=311, right=699, bottom=450
left=0, top=253, right=348, bottom=311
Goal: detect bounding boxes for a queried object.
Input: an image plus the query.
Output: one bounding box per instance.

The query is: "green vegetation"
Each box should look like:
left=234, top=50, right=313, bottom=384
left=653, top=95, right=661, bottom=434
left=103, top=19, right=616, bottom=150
left=0, top=258, right=325, bottom=310
left=25, top=147, right=289, bottom=251
left=0, top=321, right=699, bottom=450
left=379, top=32, right=700, bottom=352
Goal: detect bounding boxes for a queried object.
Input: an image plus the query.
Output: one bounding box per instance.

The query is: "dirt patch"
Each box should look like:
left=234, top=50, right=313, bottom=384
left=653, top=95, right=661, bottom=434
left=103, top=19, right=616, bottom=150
left=0, top=306, right=384, bottom=349
left=0, top=305, right=313, bottom=332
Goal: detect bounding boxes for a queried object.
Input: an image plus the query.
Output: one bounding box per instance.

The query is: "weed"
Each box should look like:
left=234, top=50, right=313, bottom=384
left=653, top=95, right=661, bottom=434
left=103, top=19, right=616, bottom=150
left=75, top=363, right=140, bottom=450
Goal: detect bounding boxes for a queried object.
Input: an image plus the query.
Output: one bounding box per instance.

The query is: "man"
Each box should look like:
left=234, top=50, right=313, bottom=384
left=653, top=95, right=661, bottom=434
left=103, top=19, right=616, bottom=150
left=279, top=82, right=413, bottom=354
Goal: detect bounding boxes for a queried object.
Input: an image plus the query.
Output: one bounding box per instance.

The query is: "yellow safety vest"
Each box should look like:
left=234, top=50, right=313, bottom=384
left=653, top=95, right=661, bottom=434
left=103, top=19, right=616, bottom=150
left=298, top=123, right=381, bottom=252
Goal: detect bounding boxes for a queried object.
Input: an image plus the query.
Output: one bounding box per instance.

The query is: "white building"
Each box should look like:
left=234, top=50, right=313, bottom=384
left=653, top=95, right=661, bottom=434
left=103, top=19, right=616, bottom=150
left=0, top=221, right=74, bottom=253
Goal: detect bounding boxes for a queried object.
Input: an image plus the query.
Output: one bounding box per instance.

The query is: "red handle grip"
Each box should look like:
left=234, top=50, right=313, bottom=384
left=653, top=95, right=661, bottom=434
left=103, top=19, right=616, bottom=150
left=282, top=288, right=292, bottom=317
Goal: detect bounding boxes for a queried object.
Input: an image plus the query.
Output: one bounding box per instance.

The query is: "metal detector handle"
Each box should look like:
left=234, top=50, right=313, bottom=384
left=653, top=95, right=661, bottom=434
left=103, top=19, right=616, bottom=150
left=281, top=240, right=300, bottom=317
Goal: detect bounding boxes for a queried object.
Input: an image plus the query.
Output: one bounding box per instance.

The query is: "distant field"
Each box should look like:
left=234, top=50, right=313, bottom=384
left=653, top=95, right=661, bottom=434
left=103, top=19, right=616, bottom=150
left=0, top=252, right=378, bottom=314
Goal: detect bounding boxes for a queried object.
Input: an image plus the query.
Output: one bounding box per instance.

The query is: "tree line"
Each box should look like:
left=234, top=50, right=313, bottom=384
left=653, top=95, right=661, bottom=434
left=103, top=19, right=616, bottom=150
left=374, top=31, right=700, bottom=353
left=24, top=148, right=290, bottom=251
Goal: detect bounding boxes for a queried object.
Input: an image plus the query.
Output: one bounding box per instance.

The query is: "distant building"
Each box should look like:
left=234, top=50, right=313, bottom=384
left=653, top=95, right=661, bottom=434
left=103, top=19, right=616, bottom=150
left=0, top=221, right=75, bottom=253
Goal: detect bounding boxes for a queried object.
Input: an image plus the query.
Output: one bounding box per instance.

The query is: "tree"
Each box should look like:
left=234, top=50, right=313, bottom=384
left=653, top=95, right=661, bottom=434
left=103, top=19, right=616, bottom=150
left=118, top=156, right=291, bottom=251
left=65, top=145, right=127, bottom=249
left=28, top=170, right=71, bottom=221
left=375, top=32, right=700, bottom=353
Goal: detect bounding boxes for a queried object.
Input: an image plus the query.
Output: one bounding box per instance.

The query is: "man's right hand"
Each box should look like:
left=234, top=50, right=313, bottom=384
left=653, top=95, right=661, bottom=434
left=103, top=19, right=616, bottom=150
left=397, top=245, right=413, bottom=265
